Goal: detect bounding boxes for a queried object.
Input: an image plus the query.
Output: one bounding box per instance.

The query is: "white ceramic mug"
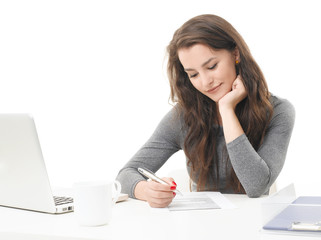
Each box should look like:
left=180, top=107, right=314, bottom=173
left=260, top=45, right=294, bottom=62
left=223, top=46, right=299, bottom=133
left=73, top=180, right=121, bottom=226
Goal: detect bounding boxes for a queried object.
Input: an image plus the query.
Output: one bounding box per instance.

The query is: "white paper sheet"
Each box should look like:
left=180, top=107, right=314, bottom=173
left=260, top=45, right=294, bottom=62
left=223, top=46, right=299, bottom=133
left=151, top=192, right=236, bottom=212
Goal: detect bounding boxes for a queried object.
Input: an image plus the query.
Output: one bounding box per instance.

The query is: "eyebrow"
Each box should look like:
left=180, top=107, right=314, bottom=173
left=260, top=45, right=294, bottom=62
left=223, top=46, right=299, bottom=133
left=184, top=57, right=217, bottom=72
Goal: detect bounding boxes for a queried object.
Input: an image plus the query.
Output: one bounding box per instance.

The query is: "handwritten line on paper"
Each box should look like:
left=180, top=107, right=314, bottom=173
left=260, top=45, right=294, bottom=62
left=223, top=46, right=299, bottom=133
left=168, top=194, right=220, bottom=211
left=150, top=192, right=236, bottom=212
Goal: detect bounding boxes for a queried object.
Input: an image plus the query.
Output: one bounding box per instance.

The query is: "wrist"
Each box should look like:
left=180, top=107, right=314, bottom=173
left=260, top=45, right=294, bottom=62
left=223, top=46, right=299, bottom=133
left=218, top=104, right=235, bottom=116
left=219, top=107, right=244, bottom=144
left=134, top=180, right=148, bottom=201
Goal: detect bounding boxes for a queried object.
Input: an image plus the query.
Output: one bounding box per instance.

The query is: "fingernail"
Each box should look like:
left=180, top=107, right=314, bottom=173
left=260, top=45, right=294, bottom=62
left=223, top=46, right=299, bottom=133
left=173, top=192, right=176, bottom=196
left=170, top=186, right=176, bottom=190
left=172, top=181, right=177, bottom=186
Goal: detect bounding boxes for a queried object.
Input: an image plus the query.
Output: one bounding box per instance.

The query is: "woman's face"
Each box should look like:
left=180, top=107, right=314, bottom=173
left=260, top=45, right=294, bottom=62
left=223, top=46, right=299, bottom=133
left=178, top=44, right=239, bottom=102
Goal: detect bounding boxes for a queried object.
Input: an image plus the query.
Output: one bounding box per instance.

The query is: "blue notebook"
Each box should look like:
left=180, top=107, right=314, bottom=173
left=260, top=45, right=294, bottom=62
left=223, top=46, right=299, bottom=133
left=263, top=196, right=321, bottom=232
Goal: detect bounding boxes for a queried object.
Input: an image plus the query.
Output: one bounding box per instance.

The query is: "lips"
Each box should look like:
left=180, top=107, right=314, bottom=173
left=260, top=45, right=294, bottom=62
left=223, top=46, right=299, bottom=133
left=206, top=83, right=222, bottom=93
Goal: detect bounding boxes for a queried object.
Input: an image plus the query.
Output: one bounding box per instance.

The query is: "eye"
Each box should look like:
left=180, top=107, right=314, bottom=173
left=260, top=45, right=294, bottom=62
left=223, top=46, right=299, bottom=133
left=208, top=63, right=217, bottom=70
left=189, top=73, right=198, bottom=79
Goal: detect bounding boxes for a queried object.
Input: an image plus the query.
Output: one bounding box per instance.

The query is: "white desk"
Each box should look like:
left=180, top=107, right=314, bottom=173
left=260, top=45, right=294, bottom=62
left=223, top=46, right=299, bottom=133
left=0, top=194, right=320, bottom=240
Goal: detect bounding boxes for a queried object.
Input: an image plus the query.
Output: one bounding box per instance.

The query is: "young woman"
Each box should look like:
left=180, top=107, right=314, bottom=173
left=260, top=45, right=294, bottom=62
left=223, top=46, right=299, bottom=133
left=116, top=14, right=295, bottom=208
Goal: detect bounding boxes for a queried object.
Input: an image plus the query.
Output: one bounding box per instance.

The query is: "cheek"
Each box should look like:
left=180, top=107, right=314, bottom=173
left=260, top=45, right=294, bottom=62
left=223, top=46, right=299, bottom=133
left=189, top=80, right=202, bottom=92
left=225, top=72, right=235, bottom=86
left=222, top=82, right=233, bottom=93
left=221, top=64, right=237, bottom=85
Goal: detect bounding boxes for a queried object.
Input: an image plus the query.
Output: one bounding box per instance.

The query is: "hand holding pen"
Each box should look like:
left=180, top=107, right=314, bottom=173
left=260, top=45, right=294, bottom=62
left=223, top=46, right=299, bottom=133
left=135, top=167, right=182, bottom=208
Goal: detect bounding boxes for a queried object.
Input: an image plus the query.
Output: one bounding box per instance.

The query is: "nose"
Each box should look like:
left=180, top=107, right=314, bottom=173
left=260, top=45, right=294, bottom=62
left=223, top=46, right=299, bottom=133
left=200, top=72, right=214, bottom=89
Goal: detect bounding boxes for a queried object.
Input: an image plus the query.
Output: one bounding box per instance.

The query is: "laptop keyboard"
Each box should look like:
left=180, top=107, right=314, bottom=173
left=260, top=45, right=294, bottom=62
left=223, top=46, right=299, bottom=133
left=54, top=196, right=73, bottom=206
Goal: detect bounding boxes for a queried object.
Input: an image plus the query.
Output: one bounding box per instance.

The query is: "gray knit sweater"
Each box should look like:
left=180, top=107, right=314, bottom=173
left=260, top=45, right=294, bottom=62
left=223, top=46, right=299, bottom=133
left=116, top=95, right=295, bottom=198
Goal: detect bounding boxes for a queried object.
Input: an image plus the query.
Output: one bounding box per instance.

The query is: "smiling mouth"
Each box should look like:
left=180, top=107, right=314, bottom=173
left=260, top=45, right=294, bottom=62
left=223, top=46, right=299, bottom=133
left=206, top=83, right=222, bottom=93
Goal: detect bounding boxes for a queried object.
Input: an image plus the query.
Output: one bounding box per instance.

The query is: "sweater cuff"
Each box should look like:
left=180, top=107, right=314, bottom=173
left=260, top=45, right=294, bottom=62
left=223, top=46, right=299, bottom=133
left=226, top=133, right=247, bottom=149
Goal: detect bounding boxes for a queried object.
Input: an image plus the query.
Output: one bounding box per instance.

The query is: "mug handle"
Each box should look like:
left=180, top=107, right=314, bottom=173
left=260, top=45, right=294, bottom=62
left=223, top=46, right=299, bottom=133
left=112, top=180, right=121, bottom=205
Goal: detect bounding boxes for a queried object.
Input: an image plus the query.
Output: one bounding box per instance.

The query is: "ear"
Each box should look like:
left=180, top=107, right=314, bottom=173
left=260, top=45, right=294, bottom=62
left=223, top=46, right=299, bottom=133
left=233, top=47, right=240, bottom=62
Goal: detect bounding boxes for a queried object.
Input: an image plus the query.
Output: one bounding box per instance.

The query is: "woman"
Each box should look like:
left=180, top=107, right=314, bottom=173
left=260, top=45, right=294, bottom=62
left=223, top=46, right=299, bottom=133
left=116, top=14, right=295, bottom=208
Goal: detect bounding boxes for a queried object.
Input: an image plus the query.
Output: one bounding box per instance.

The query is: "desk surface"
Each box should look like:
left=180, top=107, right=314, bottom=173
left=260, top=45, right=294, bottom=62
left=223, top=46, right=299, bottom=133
left=1, top=194, right=320, bottom=240
left=0, top=194, right=263, bottom=240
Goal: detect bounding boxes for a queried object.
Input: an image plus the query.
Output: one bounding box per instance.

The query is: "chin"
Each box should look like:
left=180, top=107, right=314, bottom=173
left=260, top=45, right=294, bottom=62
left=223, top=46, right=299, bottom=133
left=205, top=93, right=224, bottom=103
left=203, top=95, right=217, bottom=103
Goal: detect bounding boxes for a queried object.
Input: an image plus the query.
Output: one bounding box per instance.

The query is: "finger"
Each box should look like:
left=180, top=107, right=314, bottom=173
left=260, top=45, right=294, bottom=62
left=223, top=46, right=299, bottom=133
left=162, top=177, right=176, bottom=186
left=149, top=180, right=176, bottom=192
left=147, top=192, right=175, bottom=208
left=148, top=189, right=175, bottom=200
left=148, top=197, right=174, bottom=208
left=235, top=75, right=242, bottom=83
left=233, top=77, right=244, bottom=89
left=146, top=181, right=176, bottom=196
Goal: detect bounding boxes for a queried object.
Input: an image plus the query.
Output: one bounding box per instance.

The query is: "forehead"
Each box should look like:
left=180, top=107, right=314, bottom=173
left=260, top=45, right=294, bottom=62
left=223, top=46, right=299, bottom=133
left=178, top=44, right=230, bottom=67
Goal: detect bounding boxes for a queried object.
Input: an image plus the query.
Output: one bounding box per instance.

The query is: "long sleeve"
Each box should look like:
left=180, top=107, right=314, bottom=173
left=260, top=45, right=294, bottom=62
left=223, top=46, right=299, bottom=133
left=116, top=107, right=184, bottom=198
left=226, top=97, right=295, bottom=197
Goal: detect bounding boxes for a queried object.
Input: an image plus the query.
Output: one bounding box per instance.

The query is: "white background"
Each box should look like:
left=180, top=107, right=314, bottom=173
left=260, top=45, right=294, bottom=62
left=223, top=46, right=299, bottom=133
left=0, top=0, right=320, bottom=196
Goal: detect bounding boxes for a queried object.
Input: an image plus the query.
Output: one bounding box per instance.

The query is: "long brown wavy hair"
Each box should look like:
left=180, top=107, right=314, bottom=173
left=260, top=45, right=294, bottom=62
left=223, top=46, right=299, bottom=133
left=167, top=14, right=273, bottom=193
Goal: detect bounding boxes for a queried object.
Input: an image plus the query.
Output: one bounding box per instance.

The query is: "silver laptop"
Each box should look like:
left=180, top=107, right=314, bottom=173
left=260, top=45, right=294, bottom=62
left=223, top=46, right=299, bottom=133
left=0, top=114, right=73, bottom=214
